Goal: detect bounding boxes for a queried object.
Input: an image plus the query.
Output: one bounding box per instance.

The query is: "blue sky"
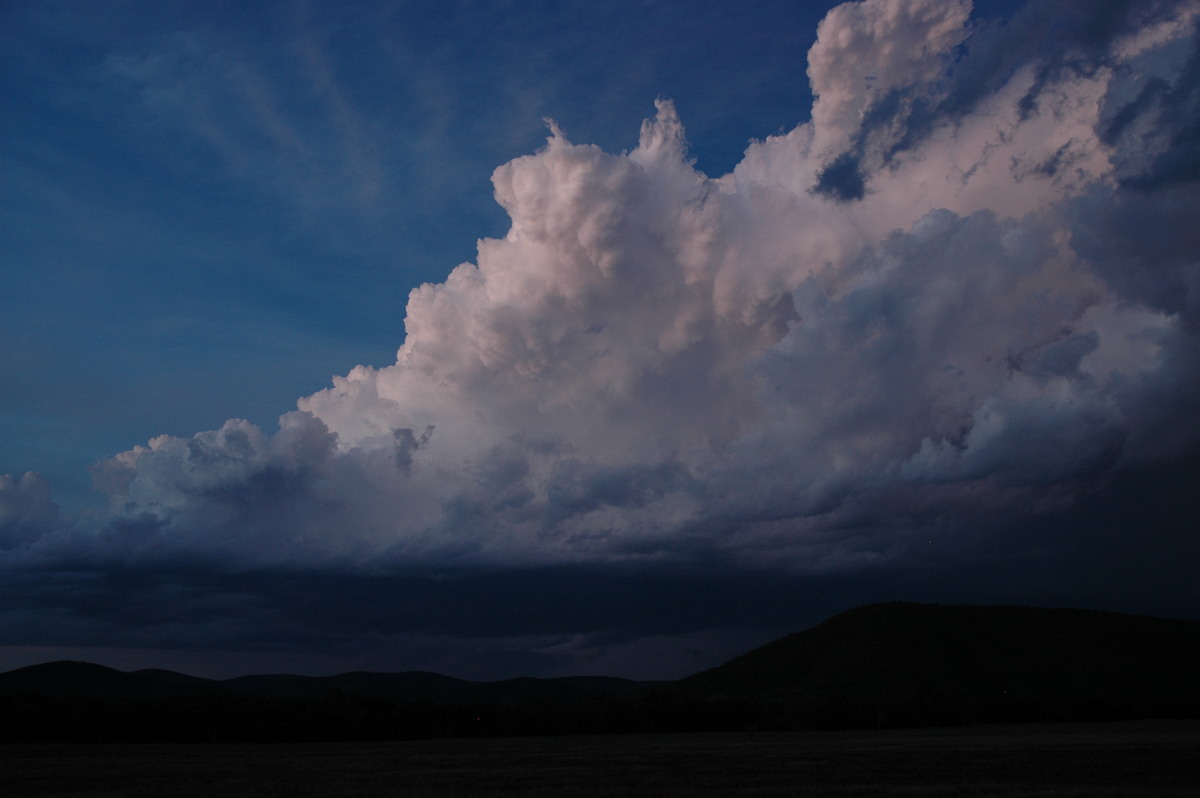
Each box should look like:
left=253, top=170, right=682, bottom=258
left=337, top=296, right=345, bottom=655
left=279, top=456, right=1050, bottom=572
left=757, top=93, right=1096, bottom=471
left=2, top=0, right=838, bottom=510
left=2, top=0, right=1199, bottom=680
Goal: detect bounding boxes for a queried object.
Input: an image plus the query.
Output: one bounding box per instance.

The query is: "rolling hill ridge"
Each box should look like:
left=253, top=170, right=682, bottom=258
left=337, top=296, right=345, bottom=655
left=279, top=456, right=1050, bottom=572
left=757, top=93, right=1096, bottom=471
left=3, top=602, right=1197, bottom=739
left=0, top=660, right=653, bottom=704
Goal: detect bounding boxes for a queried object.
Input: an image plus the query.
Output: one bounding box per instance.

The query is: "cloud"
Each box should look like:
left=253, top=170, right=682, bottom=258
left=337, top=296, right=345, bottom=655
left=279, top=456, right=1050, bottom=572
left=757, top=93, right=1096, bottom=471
left=3, top=0, right=1200, bottom=675
left=807, top=0, right=972, bottom=199
left=36, top=0, right=1194, bottom=570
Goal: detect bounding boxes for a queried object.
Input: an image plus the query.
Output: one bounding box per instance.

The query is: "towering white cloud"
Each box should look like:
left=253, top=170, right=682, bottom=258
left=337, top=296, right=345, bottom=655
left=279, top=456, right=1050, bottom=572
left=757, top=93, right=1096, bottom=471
left=22, top=0, right=1199, bottom=573
left=807, top=0, right=972, bottom=158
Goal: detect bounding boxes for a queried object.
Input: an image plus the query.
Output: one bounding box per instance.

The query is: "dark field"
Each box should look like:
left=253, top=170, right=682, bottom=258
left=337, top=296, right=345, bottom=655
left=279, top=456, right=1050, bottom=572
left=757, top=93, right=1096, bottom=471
left=2, top=720, right=1197, bottom=797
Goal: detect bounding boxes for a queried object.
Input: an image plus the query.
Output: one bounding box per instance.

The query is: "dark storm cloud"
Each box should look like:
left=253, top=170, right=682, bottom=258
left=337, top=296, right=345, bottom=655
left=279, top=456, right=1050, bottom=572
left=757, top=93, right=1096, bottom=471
left=1100, top=28, right=1200, bottom=190
left=1071, top=186, right=1200, bottom=325
left=5, top=447, right=1195, bottom=678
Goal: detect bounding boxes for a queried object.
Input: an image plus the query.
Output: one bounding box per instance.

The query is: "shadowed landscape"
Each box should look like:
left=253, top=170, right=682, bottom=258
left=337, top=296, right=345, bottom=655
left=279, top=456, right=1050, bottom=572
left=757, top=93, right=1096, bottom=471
left=2, top=603, right=1197, bottom=742
left=2, top=603, right=1199, bottom=795
left=4, top=723, right=1199, bottom=797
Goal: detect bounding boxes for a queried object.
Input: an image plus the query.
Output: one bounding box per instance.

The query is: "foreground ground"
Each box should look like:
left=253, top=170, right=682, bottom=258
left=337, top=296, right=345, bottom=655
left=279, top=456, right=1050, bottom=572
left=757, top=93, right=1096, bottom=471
left=2, top=720, right=1197, bottom=796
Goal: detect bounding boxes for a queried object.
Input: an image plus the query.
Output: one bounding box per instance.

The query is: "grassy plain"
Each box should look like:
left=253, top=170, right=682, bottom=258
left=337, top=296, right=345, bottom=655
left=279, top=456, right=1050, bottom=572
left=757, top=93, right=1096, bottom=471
left=2, top=720, right=1197, bottom=797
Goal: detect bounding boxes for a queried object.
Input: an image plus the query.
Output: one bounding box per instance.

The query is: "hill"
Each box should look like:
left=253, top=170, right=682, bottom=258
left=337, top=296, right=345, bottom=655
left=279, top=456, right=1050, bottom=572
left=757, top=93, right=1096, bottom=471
left=2, top=602, right=1197, bottom=739
left=0, top=662, right=651, bottom=705
left=0, top=662, right=660, bottom=742
left=677, top=602, right=1200, bottom=728
left=0, top=661, right=215, bottom=701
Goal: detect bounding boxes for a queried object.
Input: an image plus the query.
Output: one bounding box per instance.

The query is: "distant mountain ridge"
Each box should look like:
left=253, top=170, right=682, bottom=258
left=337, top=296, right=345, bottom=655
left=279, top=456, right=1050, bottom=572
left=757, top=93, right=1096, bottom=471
left=0, top=660, right=654, bottom=705
left=3, top=602, right=1198, bottom=739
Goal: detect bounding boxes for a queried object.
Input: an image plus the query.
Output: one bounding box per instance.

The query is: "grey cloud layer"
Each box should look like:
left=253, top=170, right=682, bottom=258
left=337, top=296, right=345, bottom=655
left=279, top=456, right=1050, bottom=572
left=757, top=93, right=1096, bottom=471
left=10, top=0, right=1200, bottom=580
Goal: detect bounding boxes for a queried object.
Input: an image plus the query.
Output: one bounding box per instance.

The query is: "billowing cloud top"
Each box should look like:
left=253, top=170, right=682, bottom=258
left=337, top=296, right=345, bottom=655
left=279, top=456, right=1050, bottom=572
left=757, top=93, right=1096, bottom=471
left=11, top=0, right=1200, bottom=583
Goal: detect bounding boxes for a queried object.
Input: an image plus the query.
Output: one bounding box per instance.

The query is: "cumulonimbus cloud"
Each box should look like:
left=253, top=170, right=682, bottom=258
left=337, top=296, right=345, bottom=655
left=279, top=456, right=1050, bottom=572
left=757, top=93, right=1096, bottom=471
left=12, top=0, right=1200, bottom=574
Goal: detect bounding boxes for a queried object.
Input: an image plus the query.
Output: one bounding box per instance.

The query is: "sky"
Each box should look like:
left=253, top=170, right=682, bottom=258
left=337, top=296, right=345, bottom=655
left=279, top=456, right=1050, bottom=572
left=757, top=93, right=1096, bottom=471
left=2, top=0, right=1199, bottom=681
